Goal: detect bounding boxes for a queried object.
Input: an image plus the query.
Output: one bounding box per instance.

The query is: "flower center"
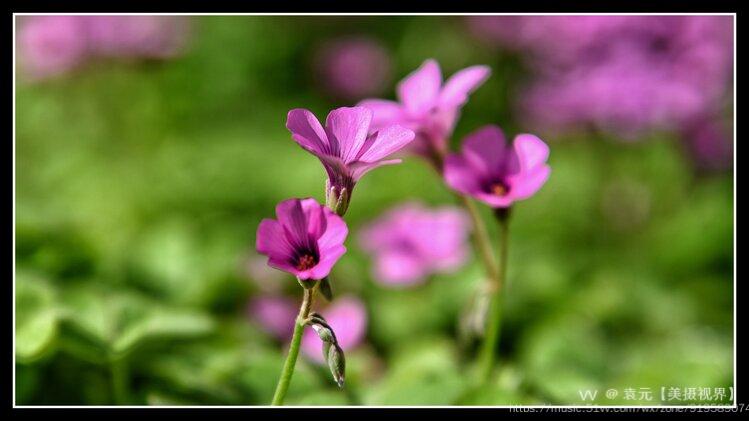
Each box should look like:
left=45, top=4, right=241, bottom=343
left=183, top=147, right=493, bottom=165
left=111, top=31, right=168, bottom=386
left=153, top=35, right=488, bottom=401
left=296, top=254, right=317, bottom=271
left=491, top=181, right=509, bottom=197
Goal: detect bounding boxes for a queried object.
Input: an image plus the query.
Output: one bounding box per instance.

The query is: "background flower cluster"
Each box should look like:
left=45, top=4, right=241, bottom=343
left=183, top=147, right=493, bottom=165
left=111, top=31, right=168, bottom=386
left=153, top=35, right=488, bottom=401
left=15, top=15, right=733, bottom=406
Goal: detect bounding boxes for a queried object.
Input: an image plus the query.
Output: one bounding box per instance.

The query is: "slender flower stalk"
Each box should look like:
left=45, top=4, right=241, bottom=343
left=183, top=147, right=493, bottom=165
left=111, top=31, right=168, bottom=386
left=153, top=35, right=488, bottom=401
left=443, top=125, right=550, bottom=382
left=423, top=143, right=500, bottom=297
left=256, top=198, right=349, bottom=405
left=457, top=195, right=499, bottom=282
left=271, top=283, right=316, bottom=405
left=477, top=207, right=511, bottom=383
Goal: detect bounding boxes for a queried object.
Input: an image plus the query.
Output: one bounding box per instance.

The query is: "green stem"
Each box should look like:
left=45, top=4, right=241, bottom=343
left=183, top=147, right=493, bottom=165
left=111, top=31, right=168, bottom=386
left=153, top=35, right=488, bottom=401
left=110, top=357, right=128, bottom=405
left=428, top=144, right=500, bottom=285
left=271, top=285, right=316, bottom=405
left=477, top=207, right=511, bottom=383
left=458, top=195, right=499, bottom=281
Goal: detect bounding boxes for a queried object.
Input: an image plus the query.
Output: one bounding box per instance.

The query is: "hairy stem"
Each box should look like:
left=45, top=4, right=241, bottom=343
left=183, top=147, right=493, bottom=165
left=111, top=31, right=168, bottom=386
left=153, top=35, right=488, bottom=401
left=477, top=208, right=511, bottom=383
left=271, top=285, right=316, bottom=405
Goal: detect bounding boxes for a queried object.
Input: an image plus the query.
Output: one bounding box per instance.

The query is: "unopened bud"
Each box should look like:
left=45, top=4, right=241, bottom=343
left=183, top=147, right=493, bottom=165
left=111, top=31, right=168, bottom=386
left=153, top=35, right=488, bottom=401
left=325, top=179, right=351, bottom=216
left=326, top=343, right=346, bottom=388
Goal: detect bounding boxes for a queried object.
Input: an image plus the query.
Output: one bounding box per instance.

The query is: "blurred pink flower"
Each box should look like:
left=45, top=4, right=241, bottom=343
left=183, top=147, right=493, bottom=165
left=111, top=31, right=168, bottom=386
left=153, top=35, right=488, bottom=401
left=315, top=36, right=392, bottom=101
left=17, top=15, right=190, bottom=81
left=83, top=15, right=189, bottom=59
left=443, top=125, right=550, bottom=208
left=301, top=296, right=367, bottom=363
left=359, top=202, right=471, bottom=286
left=256, top=198, right=348, bottom=281
left=467, top=16, right=733, bottom=140
left=248, top=295, right=297, bottom=341
left=359, top=59, right=490, bottom=159
left=18, top=16, right=88, bottom=80
left=682, top=116, right=734, bottom=172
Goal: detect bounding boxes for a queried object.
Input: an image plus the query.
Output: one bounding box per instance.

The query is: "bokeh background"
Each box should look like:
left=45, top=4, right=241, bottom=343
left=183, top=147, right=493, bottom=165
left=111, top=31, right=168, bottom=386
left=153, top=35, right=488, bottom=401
left=15, top=15, right=734, bottom=406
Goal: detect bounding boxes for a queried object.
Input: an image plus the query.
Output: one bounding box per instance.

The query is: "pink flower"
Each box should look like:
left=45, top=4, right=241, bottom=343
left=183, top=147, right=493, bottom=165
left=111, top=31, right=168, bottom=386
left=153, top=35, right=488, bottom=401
left=18, top=16, right=88, bottom=80
left=359, top=203, right=471, bottom=286
left=248, top=295, right=297, bottom=341
left=682, top=116, right=733, bottom=172
left=315, top=36, right=392, bottom=101
left=359, top=59, right=490, bottom=158
left=467, top=16, right=733, bottom=139
left=83, top=15, right=189, bottom=59
left=17, top=15, right=190, bottom=82
left=286, top=107, right=414, bottom=213
left=443, top=125, right=550, bottom=208
left=256, top=198, right=348, bottom=281
left=301, top=296, right=367, bottom=363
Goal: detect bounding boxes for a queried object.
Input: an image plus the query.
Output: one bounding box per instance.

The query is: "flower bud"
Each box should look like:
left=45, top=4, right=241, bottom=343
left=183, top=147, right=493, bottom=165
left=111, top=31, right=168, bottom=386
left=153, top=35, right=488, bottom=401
left=304, top=312, right=346, bottom=387
left=311, top=321, right=335, bottom=343
left=325, top=179, right=351, bottom=216
left=327, top=343, right=346, bottom=388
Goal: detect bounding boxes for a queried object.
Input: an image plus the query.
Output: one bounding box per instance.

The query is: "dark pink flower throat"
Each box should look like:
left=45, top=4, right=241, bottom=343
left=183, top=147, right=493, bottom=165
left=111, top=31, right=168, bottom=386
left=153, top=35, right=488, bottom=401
left=296, top=254, right=317, bottom=271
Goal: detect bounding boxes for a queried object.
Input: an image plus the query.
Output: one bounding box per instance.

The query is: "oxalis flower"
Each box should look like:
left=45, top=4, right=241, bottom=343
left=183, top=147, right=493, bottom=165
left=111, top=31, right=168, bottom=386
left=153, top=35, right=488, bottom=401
left=359, top=59, right=490, bottom=161
left=444, top=125, right=551, bottom=208
left=256, top=198, right=348, bottom=281
left=286, top=106, right=415, bottom=215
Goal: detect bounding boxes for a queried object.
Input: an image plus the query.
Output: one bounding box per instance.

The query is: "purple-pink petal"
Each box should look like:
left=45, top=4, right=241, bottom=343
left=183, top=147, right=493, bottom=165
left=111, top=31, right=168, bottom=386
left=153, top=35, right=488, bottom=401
left=286, top=109, right=331, bottom=156
left=309, top=245, right=347, bottom=280
left=256, top=198, right=348, bottom=280
left=256, top=219, right=296, bottom=264
left=439, top=65, right=492, bottom=109
left=460, top=125, right=510, bottom=177
left=443, top=154, right=484, bottom=196
left=324, top=107, right=373, bottom=163
left=508, top=164, right=551, bottom=200
left=356, top=125, right=415, bottom=163
left=513, top=133, right=551, bottom=172
left=357, top=99, right=406, bottom=132
left=397, top=59, right=442, bottom=114
left=349, top=159, right=402, bottom=181
left=316, top=210, right=349, bottom=258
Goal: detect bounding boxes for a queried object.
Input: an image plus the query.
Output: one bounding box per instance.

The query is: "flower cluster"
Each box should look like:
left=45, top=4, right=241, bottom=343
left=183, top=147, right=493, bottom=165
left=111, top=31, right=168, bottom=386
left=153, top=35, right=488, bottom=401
left=18, top=15, right=190, bottom=80
left=256, top=71, right=419, bottom=397
left=467, top=16, right=733, bottom=144
left=256, top=51, right=550, bottom=401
